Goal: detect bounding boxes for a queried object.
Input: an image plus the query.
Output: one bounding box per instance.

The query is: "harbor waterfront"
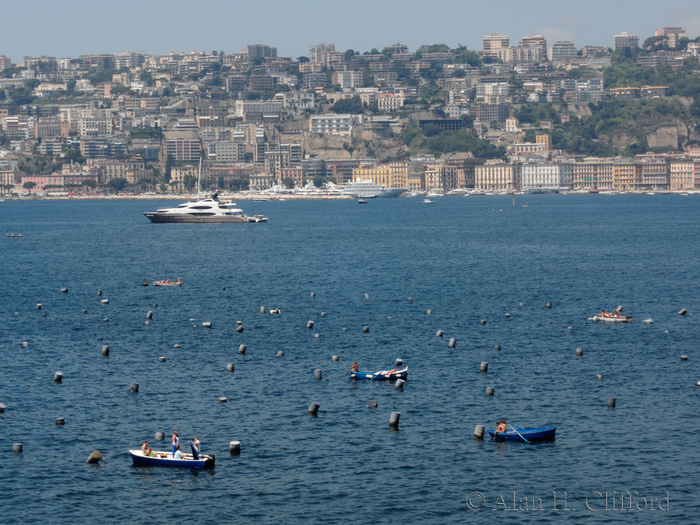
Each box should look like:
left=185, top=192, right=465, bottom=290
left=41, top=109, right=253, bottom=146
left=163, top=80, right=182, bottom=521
left=1, top=195, right=700, bottom=523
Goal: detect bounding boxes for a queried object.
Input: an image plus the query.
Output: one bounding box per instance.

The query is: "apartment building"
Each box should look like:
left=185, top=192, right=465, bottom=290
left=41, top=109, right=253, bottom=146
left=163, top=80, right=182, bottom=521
left=572, top=160, right=613, bottom=190
left=332, top=70, right=364, bottom=89
left=669, top=158, right=694, bottom=190
left=521, top=164, right=573, bottom=191
left=377, top=93, right=404, bottom=112
left=521, top=35, right=547, bottom=54
left=483, top=34, right=510, bottom=59
left=166, top=138, right=201, bottom=161
left=247, top=44, right=277, bottom=59
left=613, top=33, right=639, bottom=51
left=654, top=27, right=686, bottom=48
left=309, top=114, right=356, bottom=136
left=309, top=43, right=344, bottom=67
left=234, top=100, right=283, bottom=121
left=352, top=162, right=408, bottom=189
left=210, top=142, right=246, bottom=163
left=499, top=46, right=543, bottom=63
left=612, top=161, right=638, bottom=191
left=80, top=54, right=114, bottom=70
left=475, top=161, right=521, bottom=191
left=549, top=42, right=577, bottom=62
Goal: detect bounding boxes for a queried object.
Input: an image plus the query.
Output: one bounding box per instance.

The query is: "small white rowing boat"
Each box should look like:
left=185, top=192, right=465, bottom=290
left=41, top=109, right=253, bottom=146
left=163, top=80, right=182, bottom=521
left=589, top=315, right=632, bottom=323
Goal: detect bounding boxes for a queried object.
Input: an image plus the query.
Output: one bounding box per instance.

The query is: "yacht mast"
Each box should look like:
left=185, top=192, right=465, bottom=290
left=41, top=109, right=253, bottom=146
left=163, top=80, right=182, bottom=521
left=197, top=157, right=201, bottom=198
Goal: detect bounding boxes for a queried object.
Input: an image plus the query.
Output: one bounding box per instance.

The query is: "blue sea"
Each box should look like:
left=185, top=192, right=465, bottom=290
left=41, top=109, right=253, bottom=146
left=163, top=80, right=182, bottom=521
left=1, top=194, right=699, bottom=523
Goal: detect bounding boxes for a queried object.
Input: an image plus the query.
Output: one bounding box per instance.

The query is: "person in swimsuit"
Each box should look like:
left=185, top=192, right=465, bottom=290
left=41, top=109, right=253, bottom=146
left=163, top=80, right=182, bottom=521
left=495, top=419, right=507, bottom=437
left=142, top=441, right=152, bottom=457
left=349, top=362, right=359, bottom=372
left=172, top=430, right=179, bottom=456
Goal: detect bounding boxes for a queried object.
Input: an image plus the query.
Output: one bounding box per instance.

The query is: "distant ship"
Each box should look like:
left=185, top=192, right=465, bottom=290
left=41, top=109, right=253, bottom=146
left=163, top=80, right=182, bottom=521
left=341, top=178, right=406, bottom=198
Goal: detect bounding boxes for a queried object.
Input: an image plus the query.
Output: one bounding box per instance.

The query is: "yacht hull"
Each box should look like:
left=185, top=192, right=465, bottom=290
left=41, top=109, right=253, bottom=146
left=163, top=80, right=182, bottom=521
left=143, top=212, right=248, bottom=223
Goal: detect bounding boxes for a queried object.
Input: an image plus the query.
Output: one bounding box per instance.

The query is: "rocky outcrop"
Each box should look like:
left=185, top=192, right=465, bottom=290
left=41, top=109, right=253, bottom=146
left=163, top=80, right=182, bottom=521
left=646, top=120, right=688, bottom=149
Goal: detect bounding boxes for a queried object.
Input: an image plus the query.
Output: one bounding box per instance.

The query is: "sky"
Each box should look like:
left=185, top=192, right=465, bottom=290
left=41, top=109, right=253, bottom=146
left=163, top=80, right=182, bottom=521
left=4, top=0, right=700, bottom=63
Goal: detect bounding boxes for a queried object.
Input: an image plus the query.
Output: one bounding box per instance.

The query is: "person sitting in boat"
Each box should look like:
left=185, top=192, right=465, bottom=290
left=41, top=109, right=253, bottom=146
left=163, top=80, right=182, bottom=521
left=173, top=444, right=183, bottom=460
left=613, top=309, right=621, bottom=317
left=600, top=309, right=608, bottom=317
left=349, top=361, right=359, bottom=373
left=384, top=368, right=398, bottom=378
left=142, top=440, right=153, bottom=457
left=166, top=279, right=171, bottom=284
left=177, top=278, right=182, bottom=284
left=495, top=420, right=507, bottom=436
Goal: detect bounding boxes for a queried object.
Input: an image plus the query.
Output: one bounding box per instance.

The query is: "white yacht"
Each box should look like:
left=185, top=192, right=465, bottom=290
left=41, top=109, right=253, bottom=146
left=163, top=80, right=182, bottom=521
left=340, top=178, right=406, bottom=198
left=143, top=193, right=258, bottom=223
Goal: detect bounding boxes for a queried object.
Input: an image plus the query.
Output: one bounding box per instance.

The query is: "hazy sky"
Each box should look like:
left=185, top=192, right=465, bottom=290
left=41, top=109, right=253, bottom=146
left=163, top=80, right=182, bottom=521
left=4, top=0, right=700, bottom=62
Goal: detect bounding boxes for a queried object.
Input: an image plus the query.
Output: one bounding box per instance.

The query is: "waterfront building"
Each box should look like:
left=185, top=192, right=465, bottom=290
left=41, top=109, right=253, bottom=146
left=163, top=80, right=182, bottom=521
left=521, top=164, right=573, bottom=191
left=475, top=161, right=521, bottom=191
left=636, top=156, right=669, bottom=190
left=572, top=160, right=613, bottom=190
left=352, top=162, right=408, bottom=189
left=612, top=160, right=639, bottom=191
left=669, top=158, right=694, bottom=191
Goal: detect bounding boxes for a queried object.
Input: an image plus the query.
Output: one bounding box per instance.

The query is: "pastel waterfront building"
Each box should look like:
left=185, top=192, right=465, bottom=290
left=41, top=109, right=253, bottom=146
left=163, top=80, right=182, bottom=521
left=572, top=160, right=613, bottom=190
left=521, top=164, right=573, bottom=191
left=669, top=158, right=694, bottom=191
left=475, top=161, right=521, bottom=191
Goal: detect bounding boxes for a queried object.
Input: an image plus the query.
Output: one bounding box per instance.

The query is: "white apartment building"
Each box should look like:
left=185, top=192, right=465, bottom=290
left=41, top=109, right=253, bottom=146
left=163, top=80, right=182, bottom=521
left=309, top=114, right=357, bottom=136
left=377, top=93, right=404, bottom=112
left=548, top=42, right=577, bottom=62
left=78, top=116, right=112, bottom=137
left=613, top=32, right=639, bottom=50
left=234, top=100, right=283, bottom=119
left=521, top=164, right=574, bottom=191
left=475, top=82, right=509, bottom=104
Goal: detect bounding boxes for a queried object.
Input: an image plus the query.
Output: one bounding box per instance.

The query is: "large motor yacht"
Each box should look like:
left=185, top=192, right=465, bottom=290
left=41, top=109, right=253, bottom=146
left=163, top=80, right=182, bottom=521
left=340, top=178, right=406, bottom=198
left=143, top=193, right=260, bottom=223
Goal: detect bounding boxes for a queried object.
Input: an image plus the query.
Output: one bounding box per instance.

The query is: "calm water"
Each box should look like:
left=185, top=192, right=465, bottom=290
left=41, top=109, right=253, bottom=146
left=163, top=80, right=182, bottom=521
left=1, top=195, right=699, bottom=523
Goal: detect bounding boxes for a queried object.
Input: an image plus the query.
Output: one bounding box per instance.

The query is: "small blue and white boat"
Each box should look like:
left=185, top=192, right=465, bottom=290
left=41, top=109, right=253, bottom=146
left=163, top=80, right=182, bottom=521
left=350, top=367, right=408, bottom=381
left=129, top=442, right=215, bottom=469
left=487, top=425, right=556, bottom=442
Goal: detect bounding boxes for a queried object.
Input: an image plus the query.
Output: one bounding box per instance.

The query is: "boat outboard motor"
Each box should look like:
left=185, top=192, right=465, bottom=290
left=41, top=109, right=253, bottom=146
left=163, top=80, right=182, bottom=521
left=190, top=441, right=200, bottom=460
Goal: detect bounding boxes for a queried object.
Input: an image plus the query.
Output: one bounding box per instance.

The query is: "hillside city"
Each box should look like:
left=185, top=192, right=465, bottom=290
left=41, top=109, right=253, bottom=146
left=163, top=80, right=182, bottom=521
left=2, top=26, right=700, bottom=196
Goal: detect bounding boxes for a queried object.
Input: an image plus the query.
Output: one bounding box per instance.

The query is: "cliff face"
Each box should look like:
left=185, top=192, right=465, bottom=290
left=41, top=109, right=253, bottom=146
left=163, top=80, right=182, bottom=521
left=646, top=121, right=688, bottom=149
